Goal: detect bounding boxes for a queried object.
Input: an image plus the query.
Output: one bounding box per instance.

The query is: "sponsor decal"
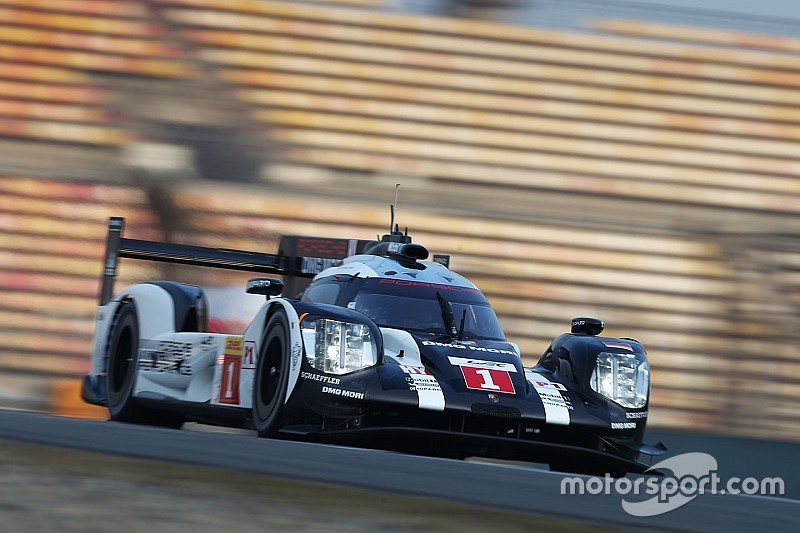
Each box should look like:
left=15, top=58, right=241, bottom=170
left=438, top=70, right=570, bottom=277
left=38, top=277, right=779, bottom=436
left=291, top=342, right=302, bottom=372
left=425, top=341, right=517, bottom=356
left=465, top=345, right=518, bottom=356
left=425, top=341, right=467, bottom=350
left=225, top=336, right=244, bottom=355
left=301, top=371, right=340, bottom=385
left=461, top=366, right=515, bottom=394
left=322, top=386, right=364, bottom=400
left=532, top=380, right=567, bottom=391
left=527, top=371, right=571, bottom=425
left=447, top=356, right=518, bottom=372
left=216, top=336, right=244, bottom=405
left=626, top=411, right=648, bottom=419
left=243, top=341, right=257, bottom=370
left=449, top=357, right=517, bottom=394
left=399, top=365, right=431, bottom=375
left=139, top=338, right=217, bottom=376
left=612, top=422, right=637, bottom=430
left=399, top=365, right=445, bottom=411
left=603, top=342, right=634, bottom=351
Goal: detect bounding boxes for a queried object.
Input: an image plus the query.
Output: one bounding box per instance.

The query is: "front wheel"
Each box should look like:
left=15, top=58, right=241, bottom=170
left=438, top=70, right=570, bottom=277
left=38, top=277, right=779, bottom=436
left=252, top=310, right=291, bottom=437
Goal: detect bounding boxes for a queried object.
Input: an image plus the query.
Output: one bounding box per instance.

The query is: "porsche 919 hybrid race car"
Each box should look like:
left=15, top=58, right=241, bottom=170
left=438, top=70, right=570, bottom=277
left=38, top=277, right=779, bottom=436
left=82, top=216, right=665, bottom=476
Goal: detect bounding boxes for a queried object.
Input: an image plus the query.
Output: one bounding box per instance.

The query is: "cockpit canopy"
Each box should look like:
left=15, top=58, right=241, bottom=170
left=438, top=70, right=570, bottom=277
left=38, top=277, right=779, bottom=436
left=301, top=276, right=505, bottom=341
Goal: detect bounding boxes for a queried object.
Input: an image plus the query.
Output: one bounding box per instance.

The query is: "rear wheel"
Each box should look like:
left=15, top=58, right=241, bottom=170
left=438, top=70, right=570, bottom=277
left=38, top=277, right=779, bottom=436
left=252, top=310, right=291, bottom=437
left=107, top=302, right=141, bottom=421
left=106, top=301, right=183, bottom=428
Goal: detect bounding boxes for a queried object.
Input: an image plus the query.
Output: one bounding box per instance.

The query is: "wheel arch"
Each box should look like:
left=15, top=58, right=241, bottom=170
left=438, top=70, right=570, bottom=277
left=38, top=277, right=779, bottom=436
left=84, top=283, right=192, bottom=405
left=247, top=298, right=303, bottom=405
left=144, top=281, right=208, bottom=333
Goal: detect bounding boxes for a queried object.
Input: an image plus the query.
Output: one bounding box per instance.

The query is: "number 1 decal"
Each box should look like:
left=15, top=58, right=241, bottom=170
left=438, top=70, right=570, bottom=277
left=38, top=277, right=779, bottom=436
left=460, top=366, right=515, bottom=394
left=218, top=355, right=242, bottom=404
left=218, top=336, right=244, bottom=405
left=224, top=360, right=236, bottom=398
left=475, top=369, right=501, bottom=390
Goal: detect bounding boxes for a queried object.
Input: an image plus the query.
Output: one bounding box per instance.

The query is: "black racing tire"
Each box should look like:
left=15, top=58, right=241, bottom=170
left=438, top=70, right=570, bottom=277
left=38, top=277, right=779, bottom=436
left=106, top=301, right=183, bottom=428
left=252, top=310, right=291, bottom=437
left=107, top=301, right=142, bottom=422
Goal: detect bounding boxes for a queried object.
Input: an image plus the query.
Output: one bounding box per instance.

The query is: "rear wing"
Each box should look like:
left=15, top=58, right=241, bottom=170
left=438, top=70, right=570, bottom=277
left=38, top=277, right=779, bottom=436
left=98, top=217, right=373, bottom=305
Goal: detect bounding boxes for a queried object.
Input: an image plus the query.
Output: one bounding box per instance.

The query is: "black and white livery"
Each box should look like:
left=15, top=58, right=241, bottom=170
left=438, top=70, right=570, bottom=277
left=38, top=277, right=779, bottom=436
left=82, top=217, right=665, bottom=476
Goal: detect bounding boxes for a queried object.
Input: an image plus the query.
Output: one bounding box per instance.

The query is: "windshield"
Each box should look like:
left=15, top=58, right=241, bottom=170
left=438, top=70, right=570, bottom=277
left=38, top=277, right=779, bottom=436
left=351, top=281, right=505, bottom=341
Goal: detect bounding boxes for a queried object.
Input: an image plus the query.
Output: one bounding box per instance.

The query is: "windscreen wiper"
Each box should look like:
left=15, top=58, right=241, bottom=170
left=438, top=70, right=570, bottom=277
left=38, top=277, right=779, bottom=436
left=435, top=291, right=458, bottom=338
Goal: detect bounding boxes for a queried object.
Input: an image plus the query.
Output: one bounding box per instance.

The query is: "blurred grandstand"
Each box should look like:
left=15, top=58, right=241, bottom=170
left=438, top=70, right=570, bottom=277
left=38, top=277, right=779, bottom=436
left=0, top=0, right=799, bottom=441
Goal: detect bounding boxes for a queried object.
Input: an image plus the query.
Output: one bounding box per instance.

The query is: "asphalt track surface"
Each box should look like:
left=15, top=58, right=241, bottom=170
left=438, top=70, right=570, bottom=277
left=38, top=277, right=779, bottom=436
left=0, top=409, right=797, bottom=532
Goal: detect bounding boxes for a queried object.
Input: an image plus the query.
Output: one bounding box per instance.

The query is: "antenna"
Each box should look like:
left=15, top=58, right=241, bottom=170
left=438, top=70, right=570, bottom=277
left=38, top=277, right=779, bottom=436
left=457, top=309, right=466, bottom=342
left=379, top=184, right=411, bottom=244
left=389, top=183, right=400, bottom=234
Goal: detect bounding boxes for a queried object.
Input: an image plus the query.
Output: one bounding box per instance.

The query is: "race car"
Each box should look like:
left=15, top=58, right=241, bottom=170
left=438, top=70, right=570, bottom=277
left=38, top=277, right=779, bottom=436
left=82, top=216, right=665, bottom=476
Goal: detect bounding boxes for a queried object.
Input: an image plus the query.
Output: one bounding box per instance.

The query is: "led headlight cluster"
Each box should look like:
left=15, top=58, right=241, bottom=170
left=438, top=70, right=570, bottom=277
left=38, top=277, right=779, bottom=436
left=590, top=352, right=649, bottom=408
left=302, top=319, right=377, bottom=375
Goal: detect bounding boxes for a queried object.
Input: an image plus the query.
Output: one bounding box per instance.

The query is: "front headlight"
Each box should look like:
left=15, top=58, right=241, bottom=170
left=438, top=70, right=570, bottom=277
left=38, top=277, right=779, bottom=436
left=301, top=318, right=377, bottom=375
left=590, top=351, right=649, bottom=408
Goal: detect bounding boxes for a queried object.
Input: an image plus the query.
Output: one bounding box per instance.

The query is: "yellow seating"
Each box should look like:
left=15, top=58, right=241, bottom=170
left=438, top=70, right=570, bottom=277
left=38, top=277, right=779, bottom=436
left=592, top=18, right=800, bottom=54
left=0, top=61, right=88, bottom=84
left=160, top=0, right=800, bottom=218
left=224, top=70, right=800, bottom=142
left=0, top=0, right=149, bottom=19
left=0, top=43, right=192, bottom=78
left=0, top=24, right=185, bottom=57
left=0, top=177, right=162, bottom=378
left=158, top=0, right=800, bottom=70
left=181, top=24, right=800, bottom=95
left=0, top=5, right=164, bottom=36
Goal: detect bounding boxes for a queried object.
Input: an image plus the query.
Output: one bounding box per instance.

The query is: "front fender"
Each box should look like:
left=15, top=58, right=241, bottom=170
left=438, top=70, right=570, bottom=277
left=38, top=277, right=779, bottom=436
left=242, top=298, right=303, bottom=407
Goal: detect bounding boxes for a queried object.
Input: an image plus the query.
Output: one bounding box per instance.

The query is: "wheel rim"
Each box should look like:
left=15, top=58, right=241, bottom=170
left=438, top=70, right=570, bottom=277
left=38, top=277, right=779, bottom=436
left=110, top=325, right=134, bottom=399
left=257, top=334, right=283, bottom=420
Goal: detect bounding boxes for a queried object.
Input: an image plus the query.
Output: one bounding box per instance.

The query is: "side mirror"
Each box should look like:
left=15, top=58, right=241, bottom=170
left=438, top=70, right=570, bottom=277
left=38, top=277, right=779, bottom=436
left=571, top=317, right=604, bottom=336
left=246, top=277, right=284, bottom=298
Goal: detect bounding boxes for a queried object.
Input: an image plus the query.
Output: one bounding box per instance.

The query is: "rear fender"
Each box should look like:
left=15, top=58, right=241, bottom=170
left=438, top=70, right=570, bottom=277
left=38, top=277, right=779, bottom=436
left=124, top=284, right=177, bottom=335
left=84, top=284, right=181, bottom=405
left=89, top=284, right=175, bottom=371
